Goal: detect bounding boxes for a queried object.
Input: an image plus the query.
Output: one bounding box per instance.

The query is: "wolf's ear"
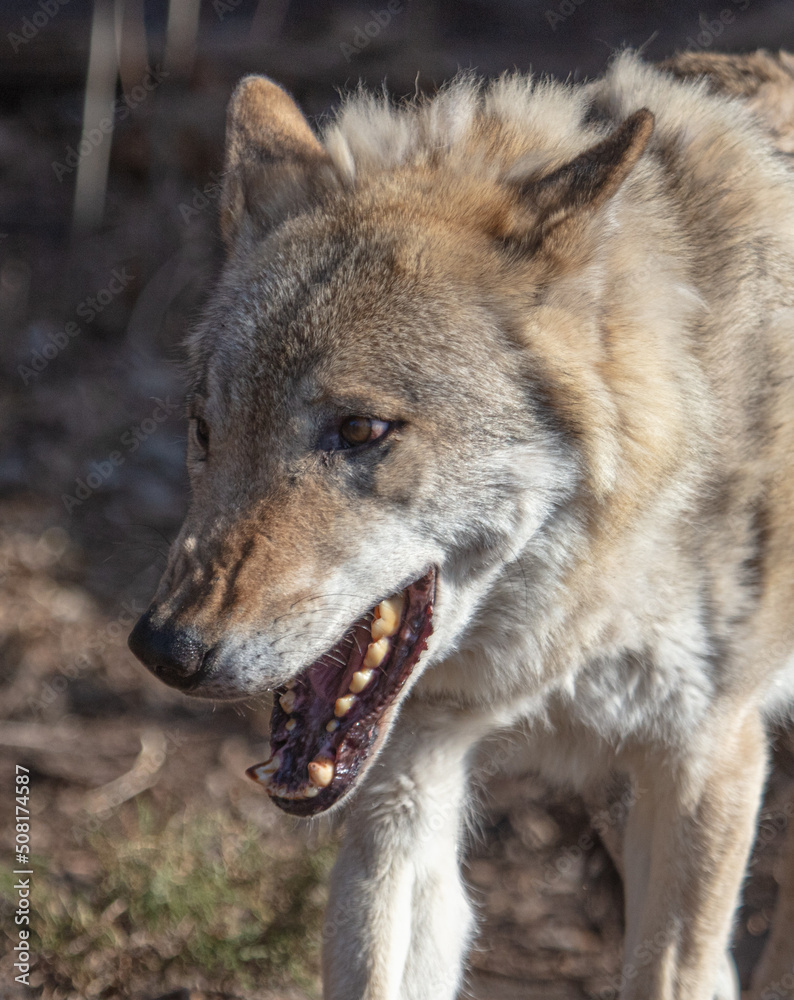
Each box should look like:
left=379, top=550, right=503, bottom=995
left=220, top=76, right=336, bottom=248
left=500, top=109, right=654, bottom=251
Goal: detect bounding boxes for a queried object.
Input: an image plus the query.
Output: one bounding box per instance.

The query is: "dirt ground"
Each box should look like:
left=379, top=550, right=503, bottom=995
left=1, top=4, right=794, bottom=998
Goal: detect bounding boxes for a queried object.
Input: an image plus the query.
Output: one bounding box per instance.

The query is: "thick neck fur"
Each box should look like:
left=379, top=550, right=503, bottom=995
left=379, top=56, right=794, bottom=747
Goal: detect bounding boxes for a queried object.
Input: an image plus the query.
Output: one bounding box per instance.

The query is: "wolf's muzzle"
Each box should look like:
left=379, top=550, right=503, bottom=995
left=128, top=609, right=212, bottom=691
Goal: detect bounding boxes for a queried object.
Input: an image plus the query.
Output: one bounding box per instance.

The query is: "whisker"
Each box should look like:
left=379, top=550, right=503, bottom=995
left=271, top=603, right=362, bottom=627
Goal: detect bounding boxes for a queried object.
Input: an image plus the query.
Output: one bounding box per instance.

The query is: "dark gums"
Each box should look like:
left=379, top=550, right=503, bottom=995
left=249, top=567, right=436, bottom=816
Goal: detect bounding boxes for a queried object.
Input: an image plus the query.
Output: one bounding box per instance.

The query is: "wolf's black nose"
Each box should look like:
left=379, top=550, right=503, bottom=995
left=128, top=609, right=210, bottom=690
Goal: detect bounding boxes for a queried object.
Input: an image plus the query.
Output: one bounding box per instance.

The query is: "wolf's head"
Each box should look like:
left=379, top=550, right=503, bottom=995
left=129, top=74, right=654, bottom=814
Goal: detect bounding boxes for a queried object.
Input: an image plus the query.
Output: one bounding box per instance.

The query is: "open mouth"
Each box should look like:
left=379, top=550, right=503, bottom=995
left=246, top=567, right=436, bottom=816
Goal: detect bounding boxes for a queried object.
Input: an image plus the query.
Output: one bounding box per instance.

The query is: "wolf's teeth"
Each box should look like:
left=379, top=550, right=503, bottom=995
left=249, top=755, right=280, bottom=784
left=285, top=679, right=296, bottom=689
left=349, top=668, right=375, bottom=693
left=326, top=718, right=340, bottom=732
left=308, top=759, right=335, bottom=788
left=272, top=783, right=320, bottom=800
left=285, top=718, right=297, bottom=732
left=279, top=690, right=296, bottom=713
left=255, top=779, right=319, bottom=801
left=370, top=619, right=391, bottom=641
left=364, top=637, right=389, bottom=668
left=371, top=594, right=404, bottom=639
left=334, top=694, right=356, bottom=717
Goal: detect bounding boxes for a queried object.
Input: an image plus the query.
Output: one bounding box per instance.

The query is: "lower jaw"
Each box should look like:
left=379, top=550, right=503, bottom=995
left=247, top=567, right=436, bottom=816
left=260, top=699, right=399, bottom=817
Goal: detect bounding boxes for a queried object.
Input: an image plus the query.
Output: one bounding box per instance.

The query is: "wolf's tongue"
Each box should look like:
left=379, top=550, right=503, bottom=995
left=306, top=643, right=360, bottom=703
left=246, top=570, right=436, bottom=815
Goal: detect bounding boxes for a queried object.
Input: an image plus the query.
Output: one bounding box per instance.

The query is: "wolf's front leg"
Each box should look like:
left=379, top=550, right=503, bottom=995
left=322, top=701, right=488, bottom=1000
left=621, top=709, right=768, bottom=1000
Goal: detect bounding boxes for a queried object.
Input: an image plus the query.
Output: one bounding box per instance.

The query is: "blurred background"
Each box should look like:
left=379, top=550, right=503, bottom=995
left=1, top=2, right=794, bottom=998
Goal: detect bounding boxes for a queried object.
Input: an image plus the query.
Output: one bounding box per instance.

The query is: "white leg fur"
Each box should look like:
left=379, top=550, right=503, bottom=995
left=322, top=701, right=489, bottom=1000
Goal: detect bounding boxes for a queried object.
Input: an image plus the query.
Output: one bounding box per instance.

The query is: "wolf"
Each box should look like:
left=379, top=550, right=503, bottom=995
left=128, top=49, right=794, bottom=1000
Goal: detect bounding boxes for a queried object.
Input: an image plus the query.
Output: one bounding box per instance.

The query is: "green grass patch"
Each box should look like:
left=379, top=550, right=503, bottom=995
left=23, top=798, right=335, bottom=997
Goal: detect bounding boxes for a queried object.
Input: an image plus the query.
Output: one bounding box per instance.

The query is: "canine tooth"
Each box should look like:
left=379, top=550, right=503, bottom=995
left=279, top=690, right=296, bottom=713
left=371, top=595, right=404, bottom=639
left=285, top=679, right=296, bottom=689
left=304, top=785, right=319, bottom=798
left=349, top=668, right=375, bottom=693
left=285, top=718, right=297, bottom=732
left=326, top=718, right=340, bottom=732
left=364, top=637, right=389, bottom=668
left=250, top=755, right=280, bottom=783
left=308, top=759, right=335, bottom=788
left=260, top=755, right=280, bottom=774
left=334, top=694, right=356, bottom=717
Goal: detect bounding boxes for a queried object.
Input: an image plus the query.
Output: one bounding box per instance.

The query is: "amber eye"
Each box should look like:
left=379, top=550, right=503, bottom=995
left=194, top=417, right=210, bottom=452
left=339, top=417, right=389, bottom=448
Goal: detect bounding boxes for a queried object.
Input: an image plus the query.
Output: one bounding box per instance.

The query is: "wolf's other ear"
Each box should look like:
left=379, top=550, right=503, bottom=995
left=499, top=109, right=654, bottom=251
left=220, top=76, right=336, bottom=248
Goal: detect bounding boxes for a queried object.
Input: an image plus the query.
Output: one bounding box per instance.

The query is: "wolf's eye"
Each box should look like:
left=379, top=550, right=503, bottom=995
left=339, top=417, right=390, bottom=448
left=193, top=417, right=210, bottom=452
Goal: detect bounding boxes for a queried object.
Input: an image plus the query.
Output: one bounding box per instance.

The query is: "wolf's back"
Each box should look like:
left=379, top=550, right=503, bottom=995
left=664, top=49, right=794, bottom=153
